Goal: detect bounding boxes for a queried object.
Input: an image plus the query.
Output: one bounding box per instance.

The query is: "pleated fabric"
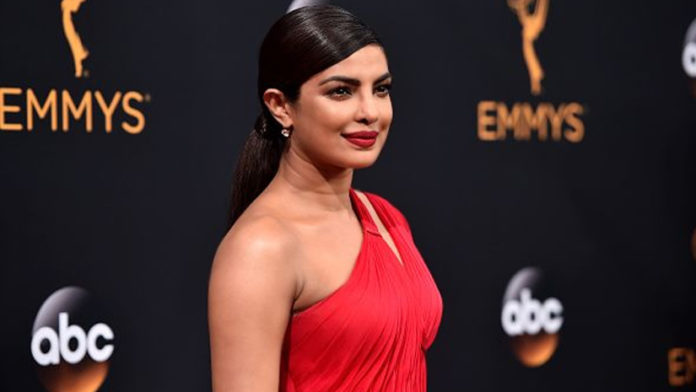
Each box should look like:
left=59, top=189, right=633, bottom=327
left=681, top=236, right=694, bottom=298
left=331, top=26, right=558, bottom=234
left=279, top=188, right=443, bottom=392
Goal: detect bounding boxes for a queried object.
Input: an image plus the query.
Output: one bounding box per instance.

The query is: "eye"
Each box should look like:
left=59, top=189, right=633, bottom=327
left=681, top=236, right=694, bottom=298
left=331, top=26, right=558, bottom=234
left=375, top=83, right=392, bottom=97
left=328, top=86, right=352, bottom=98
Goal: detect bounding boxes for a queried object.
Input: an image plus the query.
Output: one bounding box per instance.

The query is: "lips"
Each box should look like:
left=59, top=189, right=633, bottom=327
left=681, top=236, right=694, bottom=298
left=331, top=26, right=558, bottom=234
left=341, top=130, right=378, bottom=148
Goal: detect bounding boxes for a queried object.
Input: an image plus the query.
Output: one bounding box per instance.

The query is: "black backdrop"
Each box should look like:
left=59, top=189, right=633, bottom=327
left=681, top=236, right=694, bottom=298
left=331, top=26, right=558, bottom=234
left=1, top=0, right=695, bottom=391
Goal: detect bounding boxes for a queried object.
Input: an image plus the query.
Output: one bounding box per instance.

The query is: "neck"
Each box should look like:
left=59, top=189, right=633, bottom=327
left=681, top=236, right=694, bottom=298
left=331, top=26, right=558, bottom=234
left=265, top=144, right=354, bottom=213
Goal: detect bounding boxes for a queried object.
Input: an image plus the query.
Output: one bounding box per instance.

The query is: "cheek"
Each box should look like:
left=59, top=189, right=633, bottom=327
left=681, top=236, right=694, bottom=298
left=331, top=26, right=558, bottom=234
left=301, top=99, right=354, bottom=130
left=380, top=100, right=393, bottom=128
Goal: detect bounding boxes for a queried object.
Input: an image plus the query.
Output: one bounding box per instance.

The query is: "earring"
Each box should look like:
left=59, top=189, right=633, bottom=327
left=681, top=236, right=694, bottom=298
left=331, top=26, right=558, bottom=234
left=281, top=128, right=291, bottom=138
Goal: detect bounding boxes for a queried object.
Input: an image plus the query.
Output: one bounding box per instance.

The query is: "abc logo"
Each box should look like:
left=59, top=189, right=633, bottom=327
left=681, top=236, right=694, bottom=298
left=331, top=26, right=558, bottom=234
left=30, top=286, right=114, bottom=392
left=501, top=267, right=563, bottom=367
left=31, top=312, right=113, bottom=365
left=501, top=288, right=563, bottom=336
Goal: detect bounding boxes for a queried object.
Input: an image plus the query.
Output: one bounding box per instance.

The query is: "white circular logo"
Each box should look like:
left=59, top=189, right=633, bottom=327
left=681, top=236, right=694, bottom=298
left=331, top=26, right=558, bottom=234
left=683, top=43, right=696, bottom=77
left=501, top=267, right=563, bottom=367
left=684, top=19, right=696, bottom=78
left=30, top=286, right=114, bottom=392
left=501, top=287, right=563, bottom=336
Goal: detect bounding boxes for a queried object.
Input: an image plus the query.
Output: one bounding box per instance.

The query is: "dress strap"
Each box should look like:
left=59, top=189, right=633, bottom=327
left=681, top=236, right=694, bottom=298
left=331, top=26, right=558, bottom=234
left=349, top=188, right=380, bottom=235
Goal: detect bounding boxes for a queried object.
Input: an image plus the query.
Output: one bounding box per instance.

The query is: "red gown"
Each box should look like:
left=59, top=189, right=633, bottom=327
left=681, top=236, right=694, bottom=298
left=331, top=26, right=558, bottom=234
left=280, top=188, right=443, bottom=391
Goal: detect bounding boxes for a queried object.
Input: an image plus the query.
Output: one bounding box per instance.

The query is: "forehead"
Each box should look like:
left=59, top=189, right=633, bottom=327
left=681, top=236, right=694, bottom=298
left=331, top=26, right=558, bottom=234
left=307, top=44, right=389, bottom=83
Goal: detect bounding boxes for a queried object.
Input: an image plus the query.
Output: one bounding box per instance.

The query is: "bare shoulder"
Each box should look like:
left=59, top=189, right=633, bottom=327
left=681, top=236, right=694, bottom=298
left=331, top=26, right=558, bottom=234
left=215, top=213, right=299, bottom=263
left=210, top=212, right=301, bottom=295
left=208, top=212, right=301, bottom=391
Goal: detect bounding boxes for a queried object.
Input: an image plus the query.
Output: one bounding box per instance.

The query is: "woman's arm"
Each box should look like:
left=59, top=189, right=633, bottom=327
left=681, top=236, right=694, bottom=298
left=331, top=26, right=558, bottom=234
left=208, top=216, right=300, bottom=392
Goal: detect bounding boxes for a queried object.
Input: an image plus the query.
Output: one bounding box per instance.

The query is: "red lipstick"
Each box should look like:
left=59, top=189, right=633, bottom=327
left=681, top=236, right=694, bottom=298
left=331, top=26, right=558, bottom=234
left=341, top=130, right=378, bottom=148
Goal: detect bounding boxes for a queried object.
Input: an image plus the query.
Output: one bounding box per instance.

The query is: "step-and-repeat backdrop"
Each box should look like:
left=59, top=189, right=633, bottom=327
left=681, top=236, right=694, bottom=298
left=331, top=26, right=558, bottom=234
left=1, top=0, right=695, bottom=391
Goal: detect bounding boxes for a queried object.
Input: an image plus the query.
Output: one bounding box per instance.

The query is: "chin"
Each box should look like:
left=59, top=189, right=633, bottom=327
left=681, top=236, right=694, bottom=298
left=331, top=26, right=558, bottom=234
left=345, top=153, right=380, bottom=169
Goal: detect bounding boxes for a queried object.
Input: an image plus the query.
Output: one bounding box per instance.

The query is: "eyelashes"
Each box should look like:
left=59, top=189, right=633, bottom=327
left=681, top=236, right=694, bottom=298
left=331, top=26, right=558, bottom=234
left=328, top=86, right=352, bottom=97
left=375, top=83, right=392, bottom=95
left=328, top=83, right=392, bottom=98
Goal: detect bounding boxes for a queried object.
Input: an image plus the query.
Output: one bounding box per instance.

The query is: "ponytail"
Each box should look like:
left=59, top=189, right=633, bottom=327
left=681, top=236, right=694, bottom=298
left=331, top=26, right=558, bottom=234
left=227, top=110, right=286, bottom=228
left=226, top=5, right=383, bottom=229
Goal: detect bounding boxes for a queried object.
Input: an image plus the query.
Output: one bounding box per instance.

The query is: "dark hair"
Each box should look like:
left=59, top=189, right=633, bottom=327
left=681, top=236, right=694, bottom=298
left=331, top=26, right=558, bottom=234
left=227, top=5, right=384, bottom=227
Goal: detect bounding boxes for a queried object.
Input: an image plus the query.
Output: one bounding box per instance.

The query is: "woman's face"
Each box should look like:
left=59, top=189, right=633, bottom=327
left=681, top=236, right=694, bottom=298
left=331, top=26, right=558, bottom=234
left=286, top=44, right=393, bottom=170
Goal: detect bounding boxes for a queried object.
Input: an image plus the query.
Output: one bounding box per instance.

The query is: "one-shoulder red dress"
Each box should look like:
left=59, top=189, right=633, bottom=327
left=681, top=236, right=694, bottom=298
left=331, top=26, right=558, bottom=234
left=279, top=188, right=443, bottom=391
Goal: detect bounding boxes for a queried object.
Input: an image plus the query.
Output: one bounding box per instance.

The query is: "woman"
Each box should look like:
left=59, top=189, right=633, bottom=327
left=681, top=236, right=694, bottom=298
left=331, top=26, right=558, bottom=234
left=208, top=5, right=442, bottom=391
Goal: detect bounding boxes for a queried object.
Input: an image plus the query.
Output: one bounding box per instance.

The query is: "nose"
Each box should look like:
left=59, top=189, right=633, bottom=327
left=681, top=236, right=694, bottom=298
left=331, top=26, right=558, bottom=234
left=356, top=94, right=379, bottom=125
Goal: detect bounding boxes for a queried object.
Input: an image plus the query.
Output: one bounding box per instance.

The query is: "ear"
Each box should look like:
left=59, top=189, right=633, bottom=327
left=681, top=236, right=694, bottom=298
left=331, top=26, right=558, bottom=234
left=262, top=88, right=293, bottom=129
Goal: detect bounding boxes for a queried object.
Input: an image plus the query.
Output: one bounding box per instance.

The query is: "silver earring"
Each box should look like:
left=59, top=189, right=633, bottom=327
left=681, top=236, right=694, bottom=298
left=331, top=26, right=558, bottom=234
left=281, top=128, right=290, bottom=138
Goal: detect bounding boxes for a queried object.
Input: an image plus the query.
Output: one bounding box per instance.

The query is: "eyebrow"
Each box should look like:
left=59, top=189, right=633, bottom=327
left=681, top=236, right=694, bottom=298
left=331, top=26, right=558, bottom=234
left=318, top=72, right=392, bottom=86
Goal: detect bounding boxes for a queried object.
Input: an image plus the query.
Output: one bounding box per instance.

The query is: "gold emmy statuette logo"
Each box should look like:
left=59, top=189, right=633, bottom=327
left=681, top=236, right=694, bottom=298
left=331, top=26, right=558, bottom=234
left=476, top=0, right=584, bottom=142
left=508, top=0, right=548, bottom=95
left=0, top=0, right=150, bottom=134
left=61, top=0, right=89, bottom=78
